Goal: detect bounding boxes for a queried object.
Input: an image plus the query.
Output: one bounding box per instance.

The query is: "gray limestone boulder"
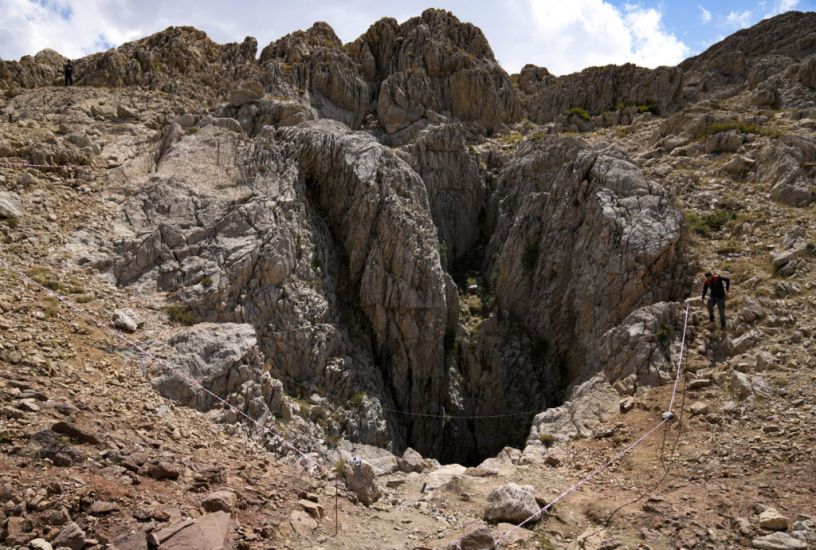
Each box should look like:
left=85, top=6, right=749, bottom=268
left=483, top=483, right=539, bottom=524
left=599, top=302, right=679, bottom=395
left=527, top=374, right=618, bottom=444
left=229, top=81, right=264, bottom=107
left=752, top=532, right=807, bottom=550
left=343, top=459, right=381, bottom=505
left=0, top=191, right=23, bottom=219
left=112, top=308, right=143, bottom=333
left=147, top=323, right=287, bottom=422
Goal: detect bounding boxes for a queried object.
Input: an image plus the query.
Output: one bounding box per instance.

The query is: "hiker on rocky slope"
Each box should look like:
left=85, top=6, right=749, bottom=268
left=64, top=61, right=73, bottom=86
left=701, top=271, right=731, bottom=329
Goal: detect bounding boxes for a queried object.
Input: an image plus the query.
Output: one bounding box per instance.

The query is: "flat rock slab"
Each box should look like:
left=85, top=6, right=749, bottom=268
left=149, top=511, right=231, bottom=550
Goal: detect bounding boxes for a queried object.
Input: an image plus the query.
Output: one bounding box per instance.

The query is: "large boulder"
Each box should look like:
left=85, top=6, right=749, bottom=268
left=483, top=483, right=540, bottom=524
left=148, top=511, right=231, bottom=550
left=343, top=459, right=382, bottom=505
left=0, top=191, right=23, bottom=219
left=527, top=374, right=618, bottom=444
left=599, top=302, right=680, bottom=395
left=147, top=323, right=287, bottom=421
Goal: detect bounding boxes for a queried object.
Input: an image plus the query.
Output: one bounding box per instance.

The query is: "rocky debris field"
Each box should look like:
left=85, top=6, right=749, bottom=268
left=2, top=7, right=816, bottom=550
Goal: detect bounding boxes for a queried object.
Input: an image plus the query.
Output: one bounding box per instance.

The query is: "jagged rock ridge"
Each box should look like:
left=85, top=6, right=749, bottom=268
left=2, top=10, right=815, bottom=467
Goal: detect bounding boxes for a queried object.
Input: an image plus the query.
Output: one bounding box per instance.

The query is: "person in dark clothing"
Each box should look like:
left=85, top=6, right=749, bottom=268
left=701, top=271, right=730, bottom=328
left=64, top=62, right=73, bottom=86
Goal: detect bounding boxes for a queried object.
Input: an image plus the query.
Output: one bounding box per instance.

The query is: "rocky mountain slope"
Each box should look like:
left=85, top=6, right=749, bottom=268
left=1, top=8, right=815, bottom=550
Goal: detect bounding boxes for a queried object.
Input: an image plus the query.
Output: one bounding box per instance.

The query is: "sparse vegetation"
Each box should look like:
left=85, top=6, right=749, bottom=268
left=200, top=275, right=213, bottom=288
left=695, top=120, right=783, bottom=141
left=26, top=266, right=84, bottom=294
left=538, top=433, right=556, bottom=447
left=684, top=209, right=737, bottom=237
left=565, top=106, right=591, bottom=121
left=498, top=132, right=523, bottom=145
left=348, top=391, right=366, bottom=408
left=4, top=217, right=19, bottom=228
left=166, top=304, right=196, bottom=325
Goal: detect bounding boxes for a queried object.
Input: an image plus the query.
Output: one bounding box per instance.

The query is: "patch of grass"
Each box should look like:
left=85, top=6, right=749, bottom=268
left=348, top=391, right=366, bottom=408
left=4, top=217, right=19, bottom=228
left=200, top=275, right=213, bottom=289
left=565, top=106, right=591, bottom=121
left=498, top=132, right=523, bottom=145
left=334, top=458, right=347, bottom=476
left=615, top=126, right=634, bottom=138
left=26, top=267, right=84, bottom=294
left=695, top=120, right=783, bottom=141
left=637, top=101, right=658, bottom=114
left=185, top=127, right=198, bottom=135
left=166, top=304, right=196, bottom=326
left=716, top=240, right=740, bottom=255
left=538, top=433, right=556, bottom=447
left=684, top=210, right=737, bottom=237
left=72, top=294, right=95, bottom=304
left=522, top=242, right=539, bottom=272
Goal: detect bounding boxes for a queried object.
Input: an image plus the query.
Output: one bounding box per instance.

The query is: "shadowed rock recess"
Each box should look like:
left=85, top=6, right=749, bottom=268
left=5, top=8, right=815, bottom=467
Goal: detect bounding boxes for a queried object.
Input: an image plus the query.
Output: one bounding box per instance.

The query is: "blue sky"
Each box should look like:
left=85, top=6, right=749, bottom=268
left=1, top=0, right=813, bottom=75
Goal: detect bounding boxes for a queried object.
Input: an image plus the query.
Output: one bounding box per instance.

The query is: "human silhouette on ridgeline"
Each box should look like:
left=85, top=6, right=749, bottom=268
left=701, top=271, right=731, bottom=329
left=64, top=61, right=73, bottom=86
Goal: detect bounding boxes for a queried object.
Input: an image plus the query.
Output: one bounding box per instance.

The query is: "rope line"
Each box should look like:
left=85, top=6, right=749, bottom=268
left=0, top=260, right=327, bottom=476
left=0, top=161, right=75, bottom=171
left=667, top=304, right=690, bottom=415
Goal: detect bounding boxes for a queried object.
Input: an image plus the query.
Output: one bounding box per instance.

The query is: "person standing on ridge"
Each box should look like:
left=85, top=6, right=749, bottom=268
left=701, top=271, right=730, bottom=329
left=64, top=61, right=74, bottom=86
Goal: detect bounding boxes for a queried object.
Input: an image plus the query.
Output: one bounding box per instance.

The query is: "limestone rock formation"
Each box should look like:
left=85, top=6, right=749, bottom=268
left=147, top=323, right=288, bottom=422
left=518, top=63, right=684, bottom=124
left=487, top=136, right=683, bottom=380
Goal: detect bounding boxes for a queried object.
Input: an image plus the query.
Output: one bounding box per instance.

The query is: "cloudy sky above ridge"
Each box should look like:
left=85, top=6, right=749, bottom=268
left=0, top=0, right=813, bottom=75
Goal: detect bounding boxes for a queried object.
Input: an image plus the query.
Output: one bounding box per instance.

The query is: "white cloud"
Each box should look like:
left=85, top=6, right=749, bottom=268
left=725, top=9, right=753, bottom=28
left=699, top=5, right=712, bottom=24
left=766, top=0, right=800, bottom=16
left=0, top=0, right=691, bottom=76
left=511, top=0, right=689, bottom=75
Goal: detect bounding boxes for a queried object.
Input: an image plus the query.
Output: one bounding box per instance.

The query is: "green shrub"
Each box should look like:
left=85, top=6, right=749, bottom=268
left=201, top=275, right=213, bottom=289
left=538, top=433, right=556, bottom=447
left=522, top=243, right=539, bottom=272
left=166, top=304, right=196, bottom=325
left=498, top=132, right=523, bottom=145
left=348, top=391, right=366, bottom=408
left=26, top=267, right=84, bottom=294
left=565, top=106, right=591, bottom=121
left=695, top=120, right=782, bottom=141
left=685, top=210, right=736, bottom=237
left=637, top=102, right=658, bottom=114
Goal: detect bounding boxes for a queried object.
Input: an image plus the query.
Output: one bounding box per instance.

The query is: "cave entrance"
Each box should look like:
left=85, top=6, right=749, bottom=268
left=418, top=245, right=567, bottom=467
